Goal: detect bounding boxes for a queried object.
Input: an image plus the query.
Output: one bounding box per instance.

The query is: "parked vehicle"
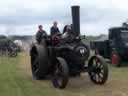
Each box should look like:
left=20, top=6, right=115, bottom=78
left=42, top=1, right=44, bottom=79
left=92, top=22, right=128, bottom=67
left=0, top=38, right=18, bottom=57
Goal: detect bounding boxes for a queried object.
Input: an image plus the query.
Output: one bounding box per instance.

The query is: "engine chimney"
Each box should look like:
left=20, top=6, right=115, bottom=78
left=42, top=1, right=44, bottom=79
left=71, top=6, right=80, bottom=37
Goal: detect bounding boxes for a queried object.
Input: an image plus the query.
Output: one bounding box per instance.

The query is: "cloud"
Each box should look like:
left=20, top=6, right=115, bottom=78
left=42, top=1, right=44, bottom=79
left=0, top=0, right=128, bottom=35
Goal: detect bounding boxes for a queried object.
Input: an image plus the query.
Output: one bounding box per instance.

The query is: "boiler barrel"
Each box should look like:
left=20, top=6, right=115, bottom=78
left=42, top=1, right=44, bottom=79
left=71, top=6, right=80, bottom=37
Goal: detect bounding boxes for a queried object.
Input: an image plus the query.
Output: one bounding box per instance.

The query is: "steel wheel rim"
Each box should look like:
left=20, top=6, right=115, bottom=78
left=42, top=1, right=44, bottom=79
left=89, top=57, right=105, bottom=83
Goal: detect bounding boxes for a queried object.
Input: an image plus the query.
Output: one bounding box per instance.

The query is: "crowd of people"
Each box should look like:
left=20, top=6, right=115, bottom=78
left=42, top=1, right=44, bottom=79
left=36, top=21, right=73, bottom=43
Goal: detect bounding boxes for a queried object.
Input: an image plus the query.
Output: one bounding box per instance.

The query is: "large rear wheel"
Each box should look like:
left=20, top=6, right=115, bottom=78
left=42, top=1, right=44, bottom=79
left=88, top=55, right=108, bottom=84
left=30, top=45, right=48, bottom=80
left=31, top=52, right=42, bottom=79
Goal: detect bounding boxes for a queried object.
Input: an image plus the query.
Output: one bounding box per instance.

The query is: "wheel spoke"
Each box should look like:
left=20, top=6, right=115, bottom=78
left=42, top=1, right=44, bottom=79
left=92, top=73, right=96, bottom=81
left=96, top=73, right=102, bottom=82
left=97, top=74, right=102, bottom=82
left=99, top=65, right=103, bottom=69
left=100, top=69, right=104, bottom=73
left=93, top=59, right=96, bottom=66
left=99, top=73, right=104, bottom=78
left=97, top=73, right=103, bottom=79
left=95, top=74, right=99, bottom=82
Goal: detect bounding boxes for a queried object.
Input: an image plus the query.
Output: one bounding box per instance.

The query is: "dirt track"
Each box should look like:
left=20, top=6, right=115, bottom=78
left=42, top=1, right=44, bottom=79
left=19, top=52, right=32, bottom=76
left=19, top=52, right=128, bottom=96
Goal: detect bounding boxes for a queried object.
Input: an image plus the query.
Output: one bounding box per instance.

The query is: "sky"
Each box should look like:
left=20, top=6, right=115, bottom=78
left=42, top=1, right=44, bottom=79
left=0, top=0, right=128, bottom=36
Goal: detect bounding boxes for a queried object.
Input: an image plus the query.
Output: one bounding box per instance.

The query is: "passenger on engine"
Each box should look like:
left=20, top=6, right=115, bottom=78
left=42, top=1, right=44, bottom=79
left=50, top=21, right=60, bottom=36
left=36, top=25, right=47, bottom=44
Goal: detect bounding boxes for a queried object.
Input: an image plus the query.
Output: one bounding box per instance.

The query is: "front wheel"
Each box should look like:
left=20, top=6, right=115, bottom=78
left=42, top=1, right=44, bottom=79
left=52, top=57, right=69, bottom=89
left=88, top=55, right=108, bottom=84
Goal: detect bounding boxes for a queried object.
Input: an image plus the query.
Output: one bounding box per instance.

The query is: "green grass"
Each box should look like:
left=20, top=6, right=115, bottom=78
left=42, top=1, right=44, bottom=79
left=0, top=54, right=128, bottom=96
left=0, top=55, right=59, bottom=96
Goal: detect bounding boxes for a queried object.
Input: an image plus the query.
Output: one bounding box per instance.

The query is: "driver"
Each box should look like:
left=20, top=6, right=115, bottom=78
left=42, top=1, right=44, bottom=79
left=50, top=21, right=60, bottom=36
left=62, top=25, right=74, bottom=41
left=36, top=25, right=47, bottom=44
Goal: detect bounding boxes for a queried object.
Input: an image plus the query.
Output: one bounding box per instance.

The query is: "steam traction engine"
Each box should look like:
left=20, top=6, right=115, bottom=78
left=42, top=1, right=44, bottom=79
left=30, top=6, right=108, bottom=89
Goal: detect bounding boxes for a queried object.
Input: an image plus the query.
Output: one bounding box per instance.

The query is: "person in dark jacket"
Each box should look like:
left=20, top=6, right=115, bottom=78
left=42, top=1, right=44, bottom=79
left=36, top=25, right=47, bottom=43
left=50, top=21, right=60, bottom=36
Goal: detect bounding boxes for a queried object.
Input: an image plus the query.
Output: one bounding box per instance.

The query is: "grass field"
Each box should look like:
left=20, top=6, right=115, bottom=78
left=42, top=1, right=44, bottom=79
left=0, top=53, right=128, bottom=96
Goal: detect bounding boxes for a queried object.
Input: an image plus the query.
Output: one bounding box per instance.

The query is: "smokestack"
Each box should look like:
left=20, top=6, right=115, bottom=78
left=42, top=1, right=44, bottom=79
left=71, top=6, right=80, bottom=37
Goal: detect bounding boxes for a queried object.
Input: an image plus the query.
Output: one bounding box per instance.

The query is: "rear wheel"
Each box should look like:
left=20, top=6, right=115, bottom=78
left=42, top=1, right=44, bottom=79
left=52, top=57, right=69, bottom=89
left=31, top=52, right=41, bottom=79
left=30, top=45, right=48, bottom=80
left=111, top=52, right=121, bottom=67
left=88, top=55, right=108, bottom=84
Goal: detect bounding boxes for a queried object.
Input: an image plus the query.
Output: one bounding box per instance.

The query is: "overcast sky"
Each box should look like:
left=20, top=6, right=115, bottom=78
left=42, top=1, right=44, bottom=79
left=0, top=0, right=128, bottom=36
